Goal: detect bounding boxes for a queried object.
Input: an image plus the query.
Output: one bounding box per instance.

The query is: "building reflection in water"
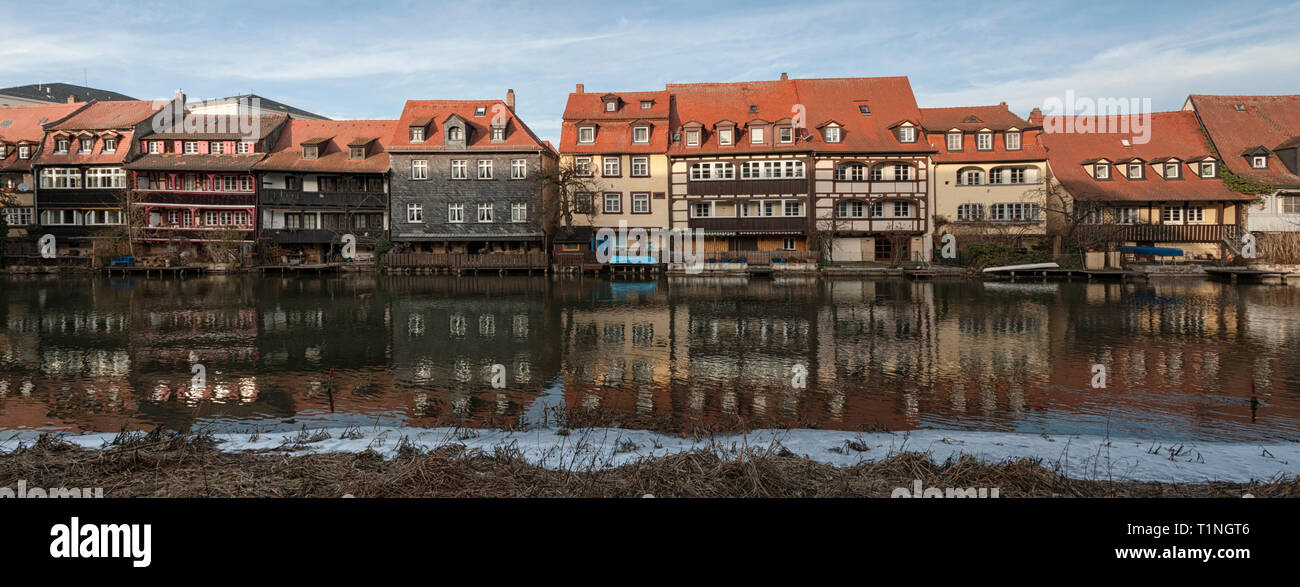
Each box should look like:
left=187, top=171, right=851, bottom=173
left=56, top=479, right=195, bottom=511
left=0, top=273, right=1297, bottom=441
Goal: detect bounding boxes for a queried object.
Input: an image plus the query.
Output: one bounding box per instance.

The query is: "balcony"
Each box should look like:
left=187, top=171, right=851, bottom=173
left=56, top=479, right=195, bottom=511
left=131, top=192, right=256, bottom=206
left=688, top=216, right=809, bottom=234
left=383, top=252, right=548, bottom=270
left=687, top=178, right=809, bottom=196
left=261, top=189, right=386, bottom=208
left=263, top=228, right=387, bottom=244
left=1076, top=223, right=1237, bottom=243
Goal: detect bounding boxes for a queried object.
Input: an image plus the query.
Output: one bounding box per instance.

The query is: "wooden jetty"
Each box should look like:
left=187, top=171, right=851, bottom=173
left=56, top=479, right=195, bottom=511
left=1204, top=267, right=1293, bottom=283
left=103, top=266, right=206, bottom=277
left=258, top=263, right=344, bottom=274
left=982, top=267, right=1132, bottom=281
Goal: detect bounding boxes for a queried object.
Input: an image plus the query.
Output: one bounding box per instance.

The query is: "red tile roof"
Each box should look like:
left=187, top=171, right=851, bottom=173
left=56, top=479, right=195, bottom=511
left=35, top=100, right=165, bottom=166
left=388, top=100, right=550, bottom=152
left=1041, top=111, right=1252, bottom=202
left=145, top=113, right=288, bottom=141
left=560, top=89, right=670, bottom=155
left=921, top=104, right=1046, bottom=163
left=1189, top=94, right=1300, bottom=188
left=666, top=76, right=932, bottom=155
left=255, top=119, right=395, bottom=173
left=0, top=103, right=86, bottom=172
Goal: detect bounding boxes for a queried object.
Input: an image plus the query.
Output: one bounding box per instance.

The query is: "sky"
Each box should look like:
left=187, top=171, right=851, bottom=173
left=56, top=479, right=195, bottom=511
left=3, top=0, right=1299, bottom=145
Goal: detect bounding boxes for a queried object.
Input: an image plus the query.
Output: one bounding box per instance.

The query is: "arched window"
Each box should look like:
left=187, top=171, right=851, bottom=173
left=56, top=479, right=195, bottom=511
left=835, top=200, right=868, bottom=218
left=835, top=162, right=866, bottom=181
left=957, top=167, right=985, bottom=186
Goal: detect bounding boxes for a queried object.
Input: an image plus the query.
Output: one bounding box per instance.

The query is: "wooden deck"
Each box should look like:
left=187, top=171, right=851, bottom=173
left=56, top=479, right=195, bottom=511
left=383, top=252, right=549, bottom=273
left=983, top=268, right=1133, bottom=281
left=257, top=263, right=344, bottom=273
left=1204, top=267, right=1294, bottom=283
left=103, top=266, right=206, bottom=277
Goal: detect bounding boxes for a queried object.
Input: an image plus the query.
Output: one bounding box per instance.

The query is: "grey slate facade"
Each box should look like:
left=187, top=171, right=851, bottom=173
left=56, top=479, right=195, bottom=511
left=389, top=151, right=547, bottom=246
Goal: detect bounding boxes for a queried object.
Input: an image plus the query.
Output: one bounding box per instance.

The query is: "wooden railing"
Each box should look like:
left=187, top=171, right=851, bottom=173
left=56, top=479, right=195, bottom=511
left=700, top=250, right=816, bottom=264
left=1076, top=223, right=1237, bottom=243
left=688, top=216, right=808, bottom=233
left=384, top=252, right=549, bottom=269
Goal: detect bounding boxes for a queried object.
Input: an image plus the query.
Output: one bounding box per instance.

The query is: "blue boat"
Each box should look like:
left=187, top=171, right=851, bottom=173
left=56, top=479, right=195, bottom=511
left=1121, top=245, right=1183, bottom=257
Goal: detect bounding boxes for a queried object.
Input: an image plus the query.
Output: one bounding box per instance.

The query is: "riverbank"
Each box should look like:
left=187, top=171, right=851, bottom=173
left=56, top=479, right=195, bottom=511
left=1, top=431, right=1293, bottom=498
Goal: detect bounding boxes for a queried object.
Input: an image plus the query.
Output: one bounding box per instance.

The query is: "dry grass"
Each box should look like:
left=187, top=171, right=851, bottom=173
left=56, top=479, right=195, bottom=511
left=2, top=430, right=1295, bottom=498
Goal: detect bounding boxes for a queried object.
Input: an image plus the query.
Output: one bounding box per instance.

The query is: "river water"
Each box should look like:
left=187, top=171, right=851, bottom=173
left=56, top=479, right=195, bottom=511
left=1, top=274, right=1297, bottom=442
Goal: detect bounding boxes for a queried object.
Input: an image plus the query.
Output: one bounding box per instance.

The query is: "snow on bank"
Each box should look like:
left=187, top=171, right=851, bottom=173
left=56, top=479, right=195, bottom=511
left=2, top=426, right=1296, bottom=483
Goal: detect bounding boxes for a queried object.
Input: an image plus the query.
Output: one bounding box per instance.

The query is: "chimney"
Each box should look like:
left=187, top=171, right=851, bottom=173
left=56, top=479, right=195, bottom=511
left=66, top=95, right=77, bottom=104
left=575, top=83, right=584, bottom=94
left=1029, top=107, right=1044, bottom=126
left=780, top=72, right=789, bottom=81
left=506, top=88, right=515, bottom=112
left=999, top=101, right=1007, bottom=107
left=174, top=88, right=187, bottom=110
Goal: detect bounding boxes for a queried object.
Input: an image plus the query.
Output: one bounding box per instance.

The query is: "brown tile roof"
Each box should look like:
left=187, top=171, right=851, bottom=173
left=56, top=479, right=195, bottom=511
left=48, top=100, right=162, bottom=131
left=1191, top=94, right=1300, bottom=188
left=255, top=119, right=395, bottom=173
left=388, top=100, right=550, bottom=152
left=922, top=104, right=1046, bottom=163
left=126, top=153, right=265, bottom=172
left=143, top=113, right=288, bottom=141
left=0, top=103, right=86, bottom=172
left=1041, top=110, right=1252, bottom=202
left=560, top=89, right=670, bottom=155
left=920, top=104, right=1034, bottom=132
left=666, top=76, right=932, bottom=155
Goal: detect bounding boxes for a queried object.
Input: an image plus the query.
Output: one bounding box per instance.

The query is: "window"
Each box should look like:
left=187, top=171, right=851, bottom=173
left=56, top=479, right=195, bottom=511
left=578, top=127, right=595, bottom=144
left=824, top=126, right=841, bottom=143
left=870, top=202, right=884, bottom=217
left=835, top=163, right=865, bottom=181
left=411, top=160, right=428, bottom=180
left=18, top=145, right=30, bottom=159
left=782, top=238, right=796, bottom=251
left=859, top=104, right=871, bottom=115
left=409, top=126, right=425, bottom=142
left=605, top=101, right=617, bottom=112
left=947, top=132, right=962, bottom=151
left=477, top=160, right=493, bottom=179
left=350, top=146, right=365, bottom=160
left=2, top=207, right=32, bottom=226
left=240, top=176, right=252, bottom=191
left=149, top=141, right=162, bottom=154
left=184, top=141, right=198, bottom=154
left=1115, top=207, right=1139, bottom=224
left=1094, top=163, right=1110, bottom=179
left=447, top=203, right=464, bottom=223
left=406, top=204, right=423, bottom=223
left=603, top=193, right=621, bottom=214
left=718, top=128, right=733, bottom=146
left=603, top=157, right=620, bottom=176
left=451, top=160, right=468, bottom=179
left=632, top=126, right=650, bottom=144
left=990, top=203, right=1040, bottom=221
left=237, top=142, right=251, bottom=154
left=85, top=168, right=125, bottom=188
left=490, top=127, right=505, bottom=141
left=893, top=201, right=911, bottom=217
left=685, top=130, right=700, bottom=146
left=303, top=145, right=320, bottom=159
left=631, top=156, right=648, bottom=177
left=957, top=203, right=984, bottom=221
left=1281, top=195, right=1300, bottom=215
left=475, top=106, right=487, bottom=116
left=976, top=132, right=993, bottom=151
left=574, top=157, right=592, bottom=176
left=1164, top=162, right=1180, bottom=179
left=1005, top=131, right=1021, bottom=151
left=740, top=160, right=805, bottom=179
left=210, top=141, right=224, bottom=155
left=780, top=127, right=794, bottom=143
left=689, top=162, right=735, bottom=180
left=102, top=138, right=116, bottom=153
left=511, top=159, right=527, bottom=179
left=836, top=200, right=867, bottom=218
left=40, top=168, right=81, bottom=189
left=1162, top=206, right=1183, bottom=223
left=84, top=210, right=123, bottom=225
left=1008, top=168, right=1026, bottom=184
left=1128, top=163, right=1144, bottom=179
left=761, top=201, right=777, bottom=217
left=750, top=127, right=765, bottom=144
left=55, top=138, right=69, bottom=153
left=1200, top=161, right=1216, bottom=178
left=871, top=165, right=884, bottom=181
left=690, top=202, right=713, bottom=217
left=632, top=193, right=650, bottom=213
left=784, top=200, right=803, bottom=217
left=447, top=126, right=463, bottom=141
left=1252, top=156, right=1267, bottom=169
left=899, top=126, right=916, bottom=143
left=893, top=164, right=911, bottom=181
left=477, top=203, right=494, bottom=222
left=640, top=101, right=653, bottom=109
left=508, top=202, right=526, bottom=222
left=1186, top=206, right=1204, bottom=222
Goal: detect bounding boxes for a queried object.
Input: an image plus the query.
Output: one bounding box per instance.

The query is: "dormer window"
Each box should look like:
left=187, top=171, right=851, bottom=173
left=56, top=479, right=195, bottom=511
left=898, top=126, right=916, bottom=143
left=350, top=146, right=365, bottom=160
left=718, top=128, right=733, bottom=146
left=149, top=141, right=162, bottom=154
left=578, top=126, right=595, bottom=144
left=1200, top=161, right=1217, bottom=178
left=976, top=132, right=993, bottom=151
left=490, top=126, right=505, bottom=141
left=1094, top=163, right=1110, bottom=179
left=632, top=126, right=649, bottom=144
left=605, top=101, right=616, bottom=112
left=640, top=101, right=653, bottom=109
left=409, top=126, right=425, bottom=143
left=210, top=141, right=224, bottom=154
left=184, top=141, right=198, bottom=154
left=1252, top=155, right=1268, bottom=169
left=18, top=145, right=30, bottom=159
left=686, top=130, right=700, bottom=147
left=1005, top=131, right=1021, bottom=151
left=102, top=138, right=117, bottom=153
left=823, top=126, right=841, bottom=143
left=750, top=127, right=765, bottom=145
left=303, top=145, right=318, bottom=159
left=447, top=126, right=463, bottom=141
left=1128, top=163, right=1143, bottom=179
left=1164, top=162, right=1181, bottom=179
left=0, top=144, right=6, bottom=158
left=55, top=138, right=69, bottom=153
left=780, top=127, right=794, bottom=143
left=79, top=138, right=93, bottom=153
left=237, top=141, right=251, bottom=154
left=946, top=132, right=962, bottom=151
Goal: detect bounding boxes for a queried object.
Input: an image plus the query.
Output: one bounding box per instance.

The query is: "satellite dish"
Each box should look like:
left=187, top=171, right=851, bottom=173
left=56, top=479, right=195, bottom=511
left=16, top=183, right=30, bottom=192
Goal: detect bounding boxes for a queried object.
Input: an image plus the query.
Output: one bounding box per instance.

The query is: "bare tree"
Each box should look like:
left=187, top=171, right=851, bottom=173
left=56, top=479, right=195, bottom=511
left=1026, top=169, right=1130, bottom=263
left=537, top=160, right=604, bottom=231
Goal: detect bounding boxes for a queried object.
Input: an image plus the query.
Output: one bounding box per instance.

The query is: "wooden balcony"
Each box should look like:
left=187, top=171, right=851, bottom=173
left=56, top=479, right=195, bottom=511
left=261, top=189, right=385, bottom=208
left=384, top=252, right=549, bottom=270
left=1076, top=223, right=1238, bottom=243
left=688, top=216, right=809, bottom=234
left=132, top=191, right=256, bottom=206
left=687, top=178, right=809, bottom=196
left=263, top=228, right=386, bottom=244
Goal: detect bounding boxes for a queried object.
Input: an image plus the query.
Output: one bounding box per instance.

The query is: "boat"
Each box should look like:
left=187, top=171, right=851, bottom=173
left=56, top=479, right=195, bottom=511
left=1121, top=245, right=1184, bottom=257
left=981, top=262, right=1059, bottom=273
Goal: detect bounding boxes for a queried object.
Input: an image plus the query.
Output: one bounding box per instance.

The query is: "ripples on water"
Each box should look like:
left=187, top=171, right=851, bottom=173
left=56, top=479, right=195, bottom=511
left=0, top=274, right=1297, bottom=442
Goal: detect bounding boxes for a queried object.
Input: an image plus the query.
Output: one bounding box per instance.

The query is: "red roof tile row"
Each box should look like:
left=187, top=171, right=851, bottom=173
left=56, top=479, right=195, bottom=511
left=0, top=103, right=86, bottom=172
left=920, top=104, right=1046, bottom=163
left=1189, top=94, right=1300, bottom=188
left=256, top=119, right=395, bottom=173
left=389, top=100, right=551, bottom=153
